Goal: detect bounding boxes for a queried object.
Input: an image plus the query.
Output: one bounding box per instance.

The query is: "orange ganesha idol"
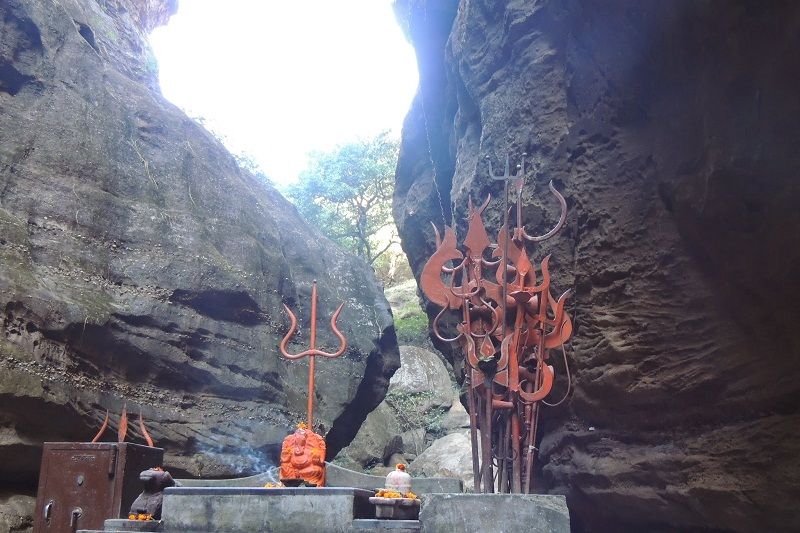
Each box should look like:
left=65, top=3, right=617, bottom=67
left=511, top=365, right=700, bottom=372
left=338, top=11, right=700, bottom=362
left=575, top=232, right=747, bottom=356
left=279, top=422, right=326, bottom=487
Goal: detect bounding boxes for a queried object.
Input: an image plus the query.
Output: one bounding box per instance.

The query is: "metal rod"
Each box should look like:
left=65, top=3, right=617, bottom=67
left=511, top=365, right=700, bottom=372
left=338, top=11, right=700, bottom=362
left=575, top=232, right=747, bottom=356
left=466, top=370, right=481, bottom=492
left=478, top=393, right=489, bottom=491
left=511, top=401, right=522, bottom=492
left=483, top=378, right=494, bottom=492
left=509, top=261, right=529, bottom=493
left=500, top=155, right=511, bottom=342
left=522, top=378, right=537, bottom=494
left=308, top=282, right=318, bottom=428
left=497, top=412, right=509, bottom=493
left=524, top=306, right=547, bottom=493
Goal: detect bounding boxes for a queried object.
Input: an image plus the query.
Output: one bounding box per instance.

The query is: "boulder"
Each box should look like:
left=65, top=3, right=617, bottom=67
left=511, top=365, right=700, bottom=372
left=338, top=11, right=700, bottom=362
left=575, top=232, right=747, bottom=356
left=0, top=493, right=34, bottom=533
left=409, top=431, right=476, bottom=490
left=386, top=452, right=409, bottom=469
left=335, top=402, right=403, bottom=467
left=388, top=346, right=453, bottom=411
left=384, top=280, right=430, bottom=346
left=440, top=395, right=469, bottom=432
left=399, top=428, right=426, bottom=457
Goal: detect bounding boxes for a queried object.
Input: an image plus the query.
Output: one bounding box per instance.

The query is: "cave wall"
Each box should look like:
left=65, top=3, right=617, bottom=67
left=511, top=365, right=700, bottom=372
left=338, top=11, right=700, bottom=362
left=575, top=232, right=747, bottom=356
left=0, top=0, right=399, bottom=503
left=394, top=0, right=800, bottom=531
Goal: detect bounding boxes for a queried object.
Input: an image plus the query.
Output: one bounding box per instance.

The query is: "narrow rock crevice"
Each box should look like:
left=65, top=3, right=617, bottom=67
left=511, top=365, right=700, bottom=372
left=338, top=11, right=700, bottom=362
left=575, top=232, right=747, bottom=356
left=75, top=21, right=100, bottom=54
left=325, top=325, right=400, bottom=459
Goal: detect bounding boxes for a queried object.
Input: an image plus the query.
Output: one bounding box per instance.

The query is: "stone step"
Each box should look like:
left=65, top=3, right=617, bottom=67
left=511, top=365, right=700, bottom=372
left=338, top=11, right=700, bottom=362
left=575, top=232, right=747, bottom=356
left=351, top=518, right=421, bottom=532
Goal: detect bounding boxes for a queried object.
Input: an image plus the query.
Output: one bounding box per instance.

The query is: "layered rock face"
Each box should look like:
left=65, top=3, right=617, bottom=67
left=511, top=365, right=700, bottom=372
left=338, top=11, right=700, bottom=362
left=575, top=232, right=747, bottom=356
left=0, top=0, right=398, bottom=506
left=394, top=1, right=800, bottom=531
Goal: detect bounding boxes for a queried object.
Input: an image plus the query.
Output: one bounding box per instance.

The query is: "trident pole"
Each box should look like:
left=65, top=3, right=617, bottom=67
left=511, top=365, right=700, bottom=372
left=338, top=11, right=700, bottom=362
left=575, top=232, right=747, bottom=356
left=279, top=280, right=347, bottom=430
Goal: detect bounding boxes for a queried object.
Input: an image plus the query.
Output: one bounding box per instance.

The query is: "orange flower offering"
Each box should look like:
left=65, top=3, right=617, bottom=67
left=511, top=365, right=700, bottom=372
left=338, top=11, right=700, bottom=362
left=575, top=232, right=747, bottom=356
left=374, top=488, right=418, bottom=500
left=263, top=482, right=284, bottom=488
left=128, top=513, right=153, bottom=521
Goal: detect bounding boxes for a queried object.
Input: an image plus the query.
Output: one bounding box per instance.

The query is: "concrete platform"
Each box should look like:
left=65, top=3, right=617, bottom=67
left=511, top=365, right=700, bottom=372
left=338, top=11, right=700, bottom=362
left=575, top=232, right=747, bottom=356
left=352, top=519, right=421, bottom=532
left=418, top=493, right=570, bottom=533
left=79, top=486, right=569, bottom=532
left=161, top=487, right=374, bottom=533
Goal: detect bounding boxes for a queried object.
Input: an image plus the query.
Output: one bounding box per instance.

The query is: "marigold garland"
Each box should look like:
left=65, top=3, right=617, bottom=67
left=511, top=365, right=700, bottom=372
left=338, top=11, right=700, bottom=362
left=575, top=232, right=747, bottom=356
left=374, top=488, right=418, bottom=500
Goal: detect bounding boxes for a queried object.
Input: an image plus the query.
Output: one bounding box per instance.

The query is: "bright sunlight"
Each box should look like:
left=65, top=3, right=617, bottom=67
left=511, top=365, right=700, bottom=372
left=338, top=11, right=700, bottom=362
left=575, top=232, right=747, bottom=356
left=150, top=0, right=419, bottom=185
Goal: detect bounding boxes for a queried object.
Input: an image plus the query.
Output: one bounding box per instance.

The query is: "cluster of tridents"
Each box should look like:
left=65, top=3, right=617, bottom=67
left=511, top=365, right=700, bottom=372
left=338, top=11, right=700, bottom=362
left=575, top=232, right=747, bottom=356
left=420, top=154, right=572, bottom=493
left=91, top=405, right=155, bottom=447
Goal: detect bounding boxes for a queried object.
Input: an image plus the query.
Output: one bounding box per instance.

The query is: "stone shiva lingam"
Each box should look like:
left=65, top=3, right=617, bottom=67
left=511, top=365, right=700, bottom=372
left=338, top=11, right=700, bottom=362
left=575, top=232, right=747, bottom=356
left=369, top=464, right=421, bottom=520
left=278, top=280, right=346, bottom=487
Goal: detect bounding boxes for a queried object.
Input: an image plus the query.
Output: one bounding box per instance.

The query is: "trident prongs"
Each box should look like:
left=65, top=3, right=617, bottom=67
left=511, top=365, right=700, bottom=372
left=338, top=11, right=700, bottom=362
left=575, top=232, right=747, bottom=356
left=432, top=303, right=463, bottom=343
left=91, top=410, right=109, bottom=443
left=487, top=152, right=527, bottom=183
left=138, top=412, right=154, bottom=447
left=519, top=181, right=567, bottom=243
left=117, top=404, right=128, bottom=443
left=486, top=153, right=568, bottom=244
left=91, top=406, right=154, bottom=447
left=279, top=280, right=347, bottom=429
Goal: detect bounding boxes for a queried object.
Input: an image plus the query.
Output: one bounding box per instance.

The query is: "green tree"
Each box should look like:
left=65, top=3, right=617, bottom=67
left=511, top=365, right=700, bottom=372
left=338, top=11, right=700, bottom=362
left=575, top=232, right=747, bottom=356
left=286, top=132, right=399, bottom=265
left=234, top=152, right=273, bottom=185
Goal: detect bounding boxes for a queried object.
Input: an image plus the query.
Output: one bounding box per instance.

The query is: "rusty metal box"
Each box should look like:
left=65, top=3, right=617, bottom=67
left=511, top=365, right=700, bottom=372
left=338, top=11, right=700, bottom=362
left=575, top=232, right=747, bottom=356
left=33, top=442, right=163, bottom=532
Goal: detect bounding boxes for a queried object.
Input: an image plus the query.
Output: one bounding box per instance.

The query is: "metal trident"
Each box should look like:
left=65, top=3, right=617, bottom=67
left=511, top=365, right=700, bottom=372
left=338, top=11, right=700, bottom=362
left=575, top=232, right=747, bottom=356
left=488, top=153, right=527, bottom=342
left=91, top=404, right=154, bottom=447
left=279, top=280, right=347, bottom=429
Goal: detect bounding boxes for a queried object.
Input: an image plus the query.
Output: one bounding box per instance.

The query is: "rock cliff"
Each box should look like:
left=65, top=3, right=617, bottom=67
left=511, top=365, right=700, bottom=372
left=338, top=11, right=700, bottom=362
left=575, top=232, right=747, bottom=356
left=0, top=0, right=398, bottom=508
left=394, top=0, right=800, bottom=531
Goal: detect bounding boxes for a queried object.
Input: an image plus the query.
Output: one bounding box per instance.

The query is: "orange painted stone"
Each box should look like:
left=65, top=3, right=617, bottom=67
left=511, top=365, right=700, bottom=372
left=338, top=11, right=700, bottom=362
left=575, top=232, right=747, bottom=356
left=279, top=424, right=326, bottom=487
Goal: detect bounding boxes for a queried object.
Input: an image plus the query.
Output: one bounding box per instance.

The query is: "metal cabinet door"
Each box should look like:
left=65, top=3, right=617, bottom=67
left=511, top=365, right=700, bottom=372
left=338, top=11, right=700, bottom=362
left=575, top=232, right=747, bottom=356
left=34, top=444, right=117, bottom=532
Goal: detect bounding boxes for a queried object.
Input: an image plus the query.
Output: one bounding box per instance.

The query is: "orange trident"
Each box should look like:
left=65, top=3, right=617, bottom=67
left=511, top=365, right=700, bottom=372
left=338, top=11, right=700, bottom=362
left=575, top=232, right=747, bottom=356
left=279, top=280, right=347, bottom=429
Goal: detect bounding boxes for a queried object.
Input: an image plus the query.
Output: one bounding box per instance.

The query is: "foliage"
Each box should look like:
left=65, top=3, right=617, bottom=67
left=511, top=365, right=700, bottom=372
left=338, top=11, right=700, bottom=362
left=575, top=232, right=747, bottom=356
left=188, top=114, right=273, bottom=186
left=234, top=152, right=273, bottom=185
left=373, top=251, right=413, bottom=287
left=384, top=278, right=430, bottom=345
left=393, top=306, right=429, bottom=345
left=285, top=132, right=399, bottom=265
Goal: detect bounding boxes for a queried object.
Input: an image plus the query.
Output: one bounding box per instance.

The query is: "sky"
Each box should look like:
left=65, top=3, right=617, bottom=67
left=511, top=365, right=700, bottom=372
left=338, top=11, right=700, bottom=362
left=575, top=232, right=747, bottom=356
left=150, top=0, right=419, bottom=185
